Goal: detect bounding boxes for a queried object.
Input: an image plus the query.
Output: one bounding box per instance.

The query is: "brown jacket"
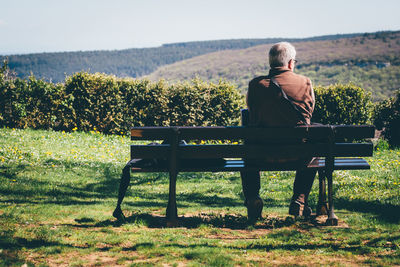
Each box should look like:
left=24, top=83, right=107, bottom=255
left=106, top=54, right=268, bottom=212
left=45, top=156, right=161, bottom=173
left=247, top=67, right=315, bottom=126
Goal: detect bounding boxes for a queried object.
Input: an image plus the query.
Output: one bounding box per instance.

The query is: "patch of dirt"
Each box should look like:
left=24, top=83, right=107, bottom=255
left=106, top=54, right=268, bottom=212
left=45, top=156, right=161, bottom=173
left=40, top=251, right=141, bottom=267
left=312, top=215, right=350, bottom=228
left=202, top=228, right=273, bottom=241
left=245, top=252, right=370, bottom=267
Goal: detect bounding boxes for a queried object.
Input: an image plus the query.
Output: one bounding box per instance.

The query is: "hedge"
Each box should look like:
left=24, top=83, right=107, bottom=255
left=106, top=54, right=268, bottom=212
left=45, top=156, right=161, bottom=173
left=373, top=90, right=400, bottom=147
left=313, top=83, right=372, bottom=125
left=0, top=65, right=245, bottom=134
left=1, top=61, right=379, bottom=134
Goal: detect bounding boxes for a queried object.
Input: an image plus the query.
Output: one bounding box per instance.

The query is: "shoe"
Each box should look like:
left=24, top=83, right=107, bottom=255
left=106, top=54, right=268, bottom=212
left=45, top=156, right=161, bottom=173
left=289, top=200, right=312, bottom=217
left=113, top=206, right=126, bottom=222
left=246, top=196, right=263, bottom=222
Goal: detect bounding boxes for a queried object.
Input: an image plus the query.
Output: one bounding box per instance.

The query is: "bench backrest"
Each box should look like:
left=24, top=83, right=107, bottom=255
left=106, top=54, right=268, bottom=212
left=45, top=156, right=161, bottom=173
left=130, top=125, right=374, bottom=161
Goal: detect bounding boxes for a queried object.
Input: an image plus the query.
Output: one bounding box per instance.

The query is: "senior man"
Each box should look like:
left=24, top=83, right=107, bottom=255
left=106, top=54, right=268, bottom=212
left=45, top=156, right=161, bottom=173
left=242, top=42, right=316, bottom=221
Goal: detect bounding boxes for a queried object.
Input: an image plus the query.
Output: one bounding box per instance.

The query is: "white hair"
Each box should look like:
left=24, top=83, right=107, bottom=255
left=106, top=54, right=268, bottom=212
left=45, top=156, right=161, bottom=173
left=269, top=42, right=296, bottom=68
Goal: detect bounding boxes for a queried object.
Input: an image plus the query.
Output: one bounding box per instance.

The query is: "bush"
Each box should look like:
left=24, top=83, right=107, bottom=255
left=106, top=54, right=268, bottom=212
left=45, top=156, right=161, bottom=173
left=119, top=78, right=170, bottom=129
left=167, top=79, right=243, bottom=126
left=0, top=62, right=66, bottom=130
left=373, top=90, right=400, bottom=147
left=64, top=72, right=127, bottom=134
left=24, top=76, right=66, bottom=130
left=63, top=74, right=245, bottom=133
left=0, top=71, right=29, bottom=128
left=313, top=83, right=373, bottom=125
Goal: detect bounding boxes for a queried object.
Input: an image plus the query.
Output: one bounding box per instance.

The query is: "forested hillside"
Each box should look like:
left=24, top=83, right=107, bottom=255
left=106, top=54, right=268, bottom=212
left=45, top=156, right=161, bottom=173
left=1, top=33, right=361, bottom=82
left=147, top=31, right=400, bottom=101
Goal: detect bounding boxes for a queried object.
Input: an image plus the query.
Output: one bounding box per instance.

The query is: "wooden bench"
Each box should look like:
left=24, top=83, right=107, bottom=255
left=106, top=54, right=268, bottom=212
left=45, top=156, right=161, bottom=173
left=113, top=121, right=374, bottom=226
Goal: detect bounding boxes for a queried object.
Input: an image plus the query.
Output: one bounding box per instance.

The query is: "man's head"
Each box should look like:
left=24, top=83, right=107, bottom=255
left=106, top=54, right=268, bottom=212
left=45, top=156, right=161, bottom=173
left=269, top=42, right=297, bottom=70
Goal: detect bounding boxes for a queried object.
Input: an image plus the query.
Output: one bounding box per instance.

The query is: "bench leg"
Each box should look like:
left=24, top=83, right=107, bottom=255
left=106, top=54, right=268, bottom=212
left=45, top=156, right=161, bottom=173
left=166, top=171, right=178, bottom=227
left=113, top=162, right=132, bottom=222
left=317, top=170, right=328, bottom=216
left=326, top=170, right=338, bottom=226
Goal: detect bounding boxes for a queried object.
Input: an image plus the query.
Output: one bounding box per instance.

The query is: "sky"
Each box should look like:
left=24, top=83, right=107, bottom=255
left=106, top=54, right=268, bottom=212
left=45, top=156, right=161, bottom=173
left=1, top=0, right=400, bottom=55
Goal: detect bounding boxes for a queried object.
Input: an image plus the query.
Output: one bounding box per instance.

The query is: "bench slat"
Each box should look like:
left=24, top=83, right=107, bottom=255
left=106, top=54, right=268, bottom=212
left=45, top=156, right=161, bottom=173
left=178, top=126, right=332, bottom=141
left=130, top=142, right=373, bottom=159
left=178, top=143, right=330, bottom=158
left=131, top=125, right=375, bottom=141
left=131, top=125, right=375, bottom=143
left=307, top=158, right=370, bottom=170
left=334, top=143, right=373, bottom=157
left=130, top=158, right=370, bottom=172
left=131, top=127, right=175, bottom=140
left=130, top=144, right=170, bottom=159
left=333, top=125, right=375, bottom=140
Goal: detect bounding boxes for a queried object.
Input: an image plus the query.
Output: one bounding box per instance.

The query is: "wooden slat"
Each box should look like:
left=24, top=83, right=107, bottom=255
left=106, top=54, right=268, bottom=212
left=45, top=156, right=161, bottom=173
left=130, top=144, right=170, bottom=159
left=178, top=126, right=243, bottom=140
left=178, top=126, right=332, bottom=141
left=308, top=158, right=370, bottom=170
left=130, top=141, right=373, bottom=159
left=131, top=127, right=175, bottom=140
left=333, top=125, right=375, bottom=140
left=130, top=158, right=370, bottom=172
left=178, top=143, right=330, bottom=159
left=130, top=125, right=374, bottom=141
left=334, top=143, right=373, bottom=157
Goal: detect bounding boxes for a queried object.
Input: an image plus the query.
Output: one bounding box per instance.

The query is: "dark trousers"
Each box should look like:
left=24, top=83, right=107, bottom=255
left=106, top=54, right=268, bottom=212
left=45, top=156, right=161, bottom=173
left=240, top=167, right=316, bottom=204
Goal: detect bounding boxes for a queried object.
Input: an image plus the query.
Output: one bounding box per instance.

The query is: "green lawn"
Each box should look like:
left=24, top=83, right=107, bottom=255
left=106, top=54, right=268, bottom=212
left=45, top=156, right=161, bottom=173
left=0, top=128, right=399, bottom=266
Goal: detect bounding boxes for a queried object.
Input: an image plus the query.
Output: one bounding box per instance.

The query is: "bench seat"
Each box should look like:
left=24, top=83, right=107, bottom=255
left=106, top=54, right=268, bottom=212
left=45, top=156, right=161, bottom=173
left=131, top=157, right=370, bottom=172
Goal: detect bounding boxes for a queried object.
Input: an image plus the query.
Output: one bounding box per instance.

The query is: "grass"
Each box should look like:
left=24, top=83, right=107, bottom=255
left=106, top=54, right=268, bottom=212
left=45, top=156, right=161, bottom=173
left=0, top=127, right=399, bottom=266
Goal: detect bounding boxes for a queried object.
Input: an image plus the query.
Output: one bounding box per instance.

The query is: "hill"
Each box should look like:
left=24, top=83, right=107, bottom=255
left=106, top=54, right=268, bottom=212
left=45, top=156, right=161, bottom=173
left=146, top=31, right=400, bottom=101
left=1, top=33, right=362, bottom=83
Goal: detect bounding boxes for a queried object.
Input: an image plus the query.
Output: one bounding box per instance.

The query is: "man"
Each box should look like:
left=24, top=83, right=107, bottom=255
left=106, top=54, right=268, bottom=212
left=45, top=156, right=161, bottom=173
left=242, top=42, right=316, bottom=221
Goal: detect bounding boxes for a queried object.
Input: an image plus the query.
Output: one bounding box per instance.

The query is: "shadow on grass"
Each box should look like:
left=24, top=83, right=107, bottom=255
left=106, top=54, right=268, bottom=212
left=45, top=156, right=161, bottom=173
left=0, top=162, right=122, bottom=205
left=126, top=192, right=243, bottom=208
left=119, top=232, right=398, bottom=257
left=2, top=162, right=399, bottom=225
left=0, top=162, right=246, bottom=210
left=0, top=229, right=75, bottom=266
left=335, top=197, right=400, bottom=223
left=72, top=212, right=298, bottom=230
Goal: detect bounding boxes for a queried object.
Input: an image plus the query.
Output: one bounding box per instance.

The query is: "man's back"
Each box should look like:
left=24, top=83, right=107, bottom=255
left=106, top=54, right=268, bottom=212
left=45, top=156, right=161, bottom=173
left=247, top=67, right=314, bottom=126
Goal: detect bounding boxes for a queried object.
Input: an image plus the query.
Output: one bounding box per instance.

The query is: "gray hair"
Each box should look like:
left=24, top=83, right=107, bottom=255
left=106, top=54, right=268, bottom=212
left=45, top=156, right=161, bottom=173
left=269, top=42, right=296, bottom=68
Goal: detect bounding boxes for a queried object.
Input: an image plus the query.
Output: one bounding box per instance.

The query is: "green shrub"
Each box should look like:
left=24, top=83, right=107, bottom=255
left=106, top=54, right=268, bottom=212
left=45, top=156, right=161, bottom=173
left=63, top=74, right=244, bottom=133
left=0, top=61, right=69, bottom=131
left=64, top=72, right=127, bottom=134
left=119, top=79, right=170, bottom=128
left=24, top=76, right=65, bottom=130
left=167, top=79, right=244, bottom=126
left=313, top=83, right=372, bottom=125
left=373, top=90, right=400, bottom=147
left=0, top=73, right=29, bottom=128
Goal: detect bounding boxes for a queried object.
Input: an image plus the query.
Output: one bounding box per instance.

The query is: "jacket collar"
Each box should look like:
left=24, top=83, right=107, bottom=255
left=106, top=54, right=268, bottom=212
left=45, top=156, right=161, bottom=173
left=268, top=67, right=291, bottom=77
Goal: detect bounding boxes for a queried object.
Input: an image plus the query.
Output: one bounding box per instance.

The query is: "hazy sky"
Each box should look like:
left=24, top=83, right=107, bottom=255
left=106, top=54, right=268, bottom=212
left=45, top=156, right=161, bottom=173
left=1, top=0, right=399, bottom=55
